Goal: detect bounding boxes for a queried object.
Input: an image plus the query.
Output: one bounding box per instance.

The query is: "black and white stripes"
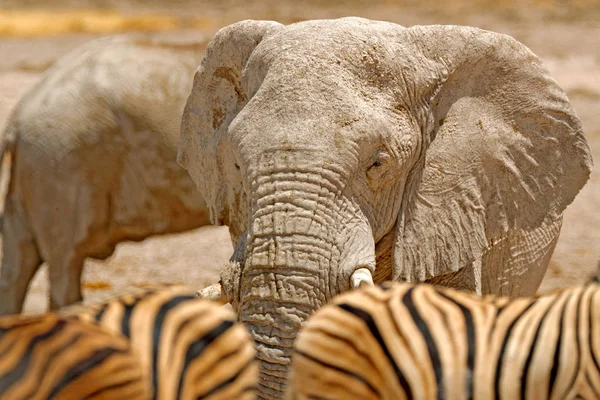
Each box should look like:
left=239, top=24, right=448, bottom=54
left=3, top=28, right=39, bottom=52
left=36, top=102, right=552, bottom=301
left=66, top=285, right=258, bottom=400
left=290, top=281, right=600, bottom=399
left=0, top=284, right=258, bottom=400
left=0, top=314, right=149, bottom=400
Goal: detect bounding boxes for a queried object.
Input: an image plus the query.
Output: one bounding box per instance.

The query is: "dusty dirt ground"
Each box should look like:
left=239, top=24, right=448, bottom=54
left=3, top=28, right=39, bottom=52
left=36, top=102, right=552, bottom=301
left=0, top=0, right=598, bottom=313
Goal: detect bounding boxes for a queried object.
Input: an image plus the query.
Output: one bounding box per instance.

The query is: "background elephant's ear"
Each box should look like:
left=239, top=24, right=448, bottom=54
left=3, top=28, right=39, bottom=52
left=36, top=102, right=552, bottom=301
left=393, top=25, right=593, bottom=288
left=178, top=20, right=282, bottom=224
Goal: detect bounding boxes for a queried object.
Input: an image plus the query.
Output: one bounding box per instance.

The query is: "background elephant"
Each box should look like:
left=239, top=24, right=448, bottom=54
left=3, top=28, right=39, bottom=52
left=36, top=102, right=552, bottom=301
left=0, top=33, right=211, bottom=315
left=179, top=17, right=593, bottom=398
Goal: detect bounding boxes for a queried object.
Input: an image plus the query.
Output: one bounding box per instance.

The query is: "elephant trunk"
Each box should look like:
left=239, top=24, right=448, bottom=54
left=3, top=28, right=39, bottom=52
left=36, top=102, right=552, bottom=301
left=239, top=282, right=321, bottom=398
left=239, top=218, right=332, bottom=398
left=234, top=168, right=375, bottom=398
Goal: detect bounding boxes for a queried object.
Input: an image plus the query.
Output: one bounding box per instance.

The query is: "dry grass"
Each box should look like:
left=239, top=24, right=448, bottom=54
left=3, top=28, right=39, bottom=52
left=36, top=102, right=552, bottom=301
left=0, top=10, right=183, bottom=37
left=81, top=281, right=113, bottom=290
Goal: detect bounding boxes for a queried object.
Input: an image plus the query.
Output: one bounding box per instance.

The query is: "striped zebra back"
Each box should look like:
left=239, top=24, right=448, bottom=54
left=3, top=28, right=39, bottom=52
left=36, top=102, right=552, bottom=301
left=289, top=281, right=600, bottom=400
left=63, top=285, right=258, bottom=400
left=0, top=314, right=149, bottom=400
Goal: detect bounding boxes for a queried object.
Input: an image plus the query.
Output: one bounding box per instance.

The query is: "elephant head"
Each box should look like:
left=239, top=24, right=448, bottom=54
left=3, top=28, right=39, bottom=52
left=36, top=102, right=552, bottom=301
left=179, top=18, right=592, bottom=398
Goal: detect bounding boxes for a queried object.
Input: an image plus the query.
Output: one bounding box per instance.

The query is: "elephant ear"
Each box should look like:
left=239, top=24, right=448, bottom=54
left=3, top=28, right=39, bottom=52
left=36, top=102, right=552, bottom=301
left=393, top=25, right=593, bottom=287
left=178, top=20, right=283, bottom=227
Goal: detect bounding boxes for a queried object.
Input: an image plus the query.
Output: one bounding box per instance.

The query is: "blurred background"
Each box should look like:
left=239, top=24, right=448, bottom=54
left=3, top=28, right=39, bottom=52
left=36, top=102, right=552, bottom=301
left=0, top=0, right=598, bottom=312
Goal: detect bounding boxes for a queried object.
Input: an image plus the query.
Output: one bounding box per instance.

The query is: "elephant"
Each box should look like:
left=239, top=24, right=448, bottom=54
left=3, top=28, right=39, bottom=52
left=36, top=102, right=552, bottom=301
left=178, top=18, right=593, bottom=398
left=0, top=33, right=212, bottom=315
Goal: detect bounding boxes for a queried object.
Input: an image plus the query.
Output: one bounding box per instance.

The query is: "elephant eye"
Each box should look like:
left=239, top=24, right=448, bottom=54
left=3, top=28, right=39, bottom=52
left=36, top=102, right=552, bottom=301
left=368, top=152, right=390, bottom=170
left=367, top=159, right=384, bottom=174
left=234, top=163, right=240, bottom=170
left=366, top=150, right=391, bottom=182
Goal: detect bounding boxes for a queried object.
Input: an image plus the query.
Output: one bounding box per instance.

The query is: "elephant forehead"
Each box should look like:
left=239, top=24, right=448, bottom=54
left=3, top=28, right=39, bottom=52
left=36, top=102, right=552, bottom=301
left=247, top=17, right=412, bottom=85
left=229, top=93, right=398, bottom=166
left=225, top=18, right=420, bottom=169
left=257, top=17, right=405, bottom=58
left=230, top=111, right=368, bottom=163
left=237, top=18, right=417, bottom=133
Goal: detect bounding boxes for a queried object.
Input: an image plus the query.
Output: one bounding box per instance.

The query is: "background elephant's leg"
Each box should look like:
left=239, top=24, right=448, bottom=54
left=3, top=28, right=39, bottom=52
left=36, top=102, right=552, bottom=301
left=35, top=181, right=106, bottom=311
left=0, top=197, right=42, bottom=315
left=48, top=252, right=85, bottom=310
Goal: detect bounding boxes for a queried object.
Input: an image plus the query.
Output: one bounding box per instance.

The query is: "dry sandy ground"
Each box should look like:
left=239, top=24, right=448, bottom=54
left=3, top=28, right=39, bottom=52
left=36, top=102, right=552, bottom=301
left=0, top=1, right=598, bottom=313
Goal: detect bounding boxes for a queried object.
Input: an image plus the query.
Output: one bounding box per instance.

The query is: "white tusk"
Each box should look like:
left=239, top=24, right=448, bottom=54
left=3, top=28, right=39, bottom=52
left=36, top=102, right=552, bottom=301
left=350, top=268, right=374, bottom=290
left=196, top=283, right=228, bottom=305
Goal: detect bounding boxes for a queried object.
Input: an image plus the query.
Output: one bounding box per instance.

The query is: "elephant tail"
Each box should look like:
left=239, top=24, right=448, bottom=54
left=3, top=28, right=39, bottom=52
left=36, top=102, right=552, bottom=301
left=0, top=115, right=18, bottom=230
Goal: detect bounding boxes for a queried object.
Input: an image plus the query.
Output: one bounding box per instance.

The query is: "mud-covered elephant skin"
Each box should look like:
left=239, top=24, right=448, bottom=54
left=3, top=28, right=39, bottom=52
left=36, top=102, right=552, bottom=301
left=0, top=34, right=212, bottom=315
left=178, top=18, right=593, bottom=398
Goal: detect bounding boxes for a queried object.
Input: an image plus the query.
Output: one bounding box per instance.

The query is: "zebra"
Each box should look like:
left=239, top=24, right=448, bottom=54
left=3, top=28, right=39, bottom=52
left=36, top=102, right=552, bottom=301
left=0, top=313, right=150, bottom=399
left=62, top=284, right=258, bottom=400
left=288, top=273, right=600, bottom=399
